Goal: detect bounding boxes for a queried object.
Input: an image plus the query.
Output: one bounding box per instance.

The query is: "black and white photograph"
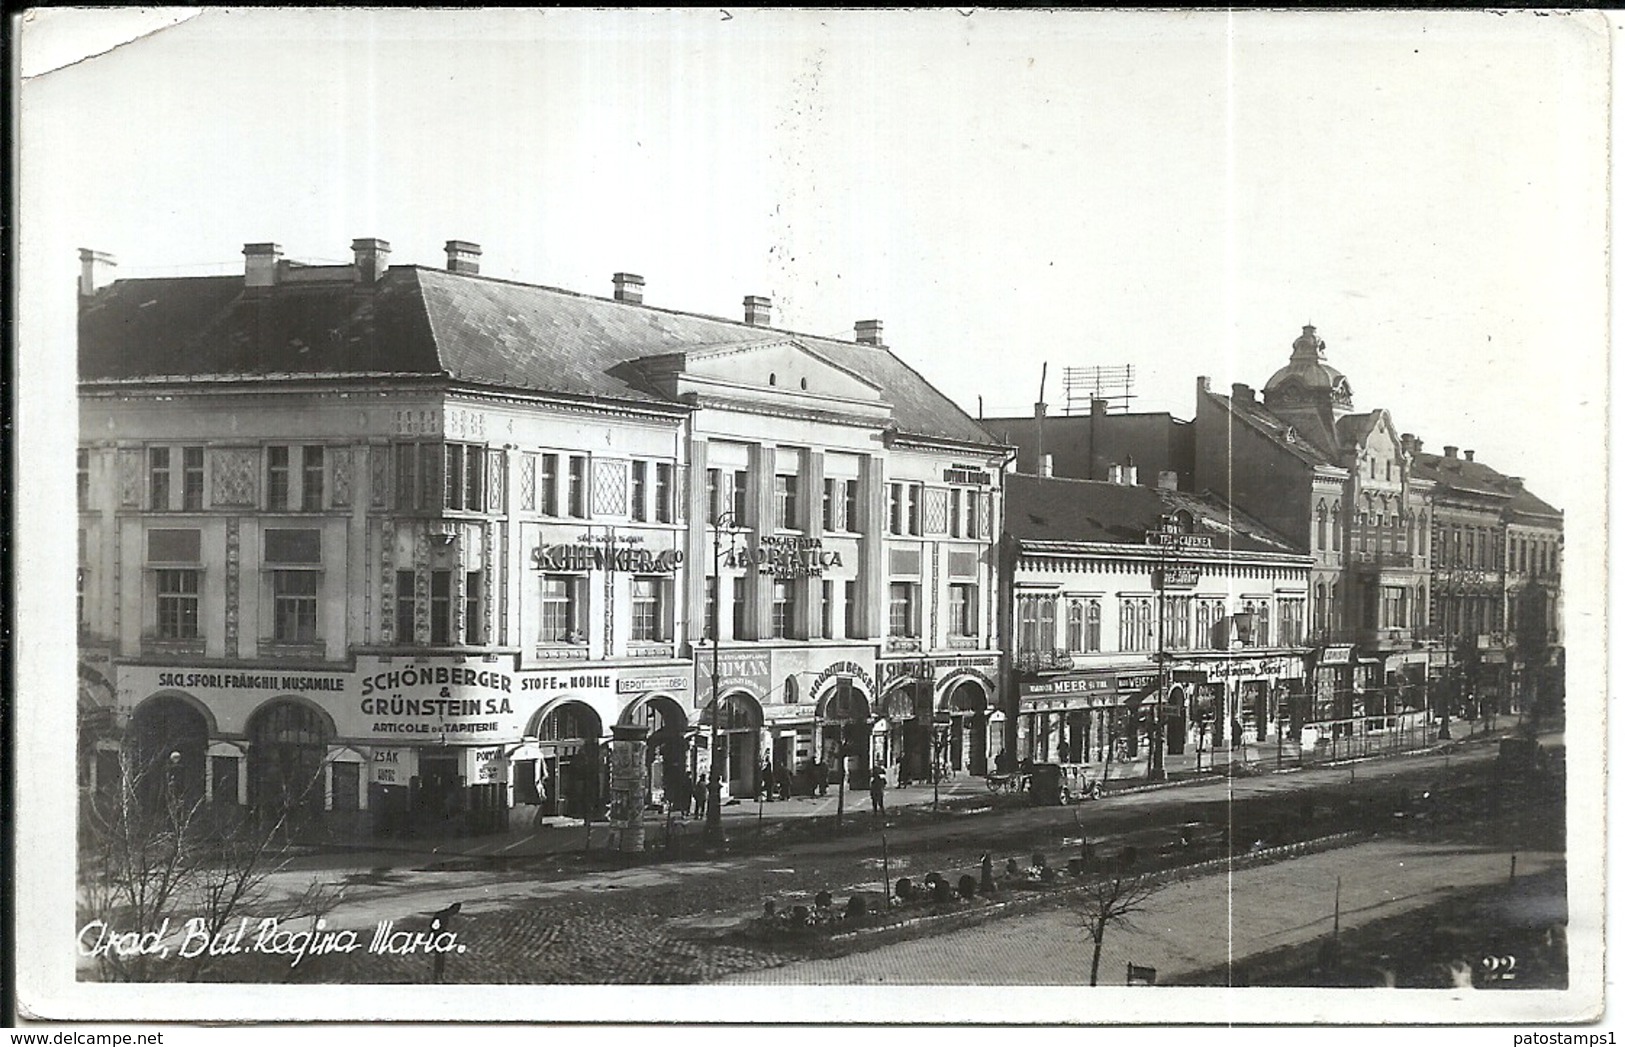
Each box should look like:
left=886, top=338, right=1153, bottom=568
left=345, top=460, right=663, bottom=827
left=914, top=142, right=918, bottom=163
left=12, top=7, right=1610, bottom=1031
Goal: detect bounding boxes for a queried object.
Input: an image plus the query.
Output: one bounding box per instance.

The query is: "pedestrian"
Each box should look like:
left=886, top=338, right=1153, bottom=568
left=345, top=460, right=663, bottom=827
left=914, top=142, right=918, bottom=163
left=761, top=759, right=775, bottom=801
left=869, top=766, right=887, bottom=815
left=814, top=759, right=828, bottom=797
left=672, top=771, right=691, bottom=819
left=776, top=763, right=790, bottom=802
left=693, top=773, right=708, bottom=819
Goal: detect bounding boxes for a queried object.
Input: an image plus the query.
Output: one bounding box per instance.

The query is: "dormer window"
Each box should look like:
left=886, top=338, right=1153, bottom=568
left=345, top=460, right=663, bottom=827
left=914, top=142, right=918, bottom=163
left=769, top=372, right=777, bottom=386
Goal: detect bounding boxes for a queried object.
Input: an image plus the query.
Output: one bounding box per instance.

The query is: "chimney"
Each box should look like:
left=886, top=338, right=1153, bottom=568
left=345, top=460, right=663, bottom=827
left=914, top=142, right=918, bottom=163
left=1444, top=446, right=1458, bottom=459
left=1506, top=476, right=1524, bottom=490
left=243, top=242, right=283, bottom=288
left=1125, top=461, right=1138, bottom=486
left=744, top=295, right=772, bottom=326
left=351, top=238, right=391, bottom=283
left=78, top=248, right=116, bottom=296
left=1197, top=375, right=1211, bottom=396
left=1400, top=432, right=1415, bottom=455
left=1157, top=470, right=1179, bottom=491
left=1108, top=464, right=1123, bottom=484
left=1464, top=449, right=1475, bottom=462
left=1232, top=382, right=1254, bottom=404
left=1091, top=398, right=1108, bottom=418
left=855, top=319, right=884, bottom=346
left=445, top=240, right=482, bottom=275
left=612, top=272, right=644, bottom=304
left=1041, top=454, right=1054, bottom=478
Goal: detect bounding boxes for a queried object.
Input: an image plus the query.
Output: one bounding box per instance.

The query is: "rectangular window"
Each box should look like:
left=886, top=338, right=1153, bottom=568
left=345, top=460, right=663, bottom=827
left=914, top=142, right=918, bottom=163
left=182, top=447, right=204, bottom=511
left=706, top=468, right=722, bottom=524
left=844, top=480, right=860, bottom=533
left=949, top=583, right=978, bottom=637
left=703, top=576, right=718, bottom=640
left=464, top=446, right=483, bottom=511
left=266, top=446, right=289, bottom=511
left=332, top=762, right=361, bottom=812
left=301, top=446, right=324, bottom=511
left=820, top=579, right=834, bottom=639
left=888, top=483, right=903, bottom=535
left=78, top=448, right=91, bottom=511
left=395, top=443, right=418, bottom=510
left=272, top=570, right=318, bottom=643
left=889, top=582, right=919, bottom=637
left=567, top=456, right=587, bottom=518
left=732, top=577, right=748, bottom=639
left=732, top=469, right=748, bottom=524
left=540, top=575, right=584, bottom=643
left=844, top=579, right=858, bottom=638
left=156, top=569, right=200, bottom=640
left=774, top=474, right=799, bottom=530
left=949, top=489, right=963, bottom=538
left=149, top=447, right=171, bottom=510
left=442, top=444, right=482, bottom=511
left=907, top=485, right=922, bottom=535
left=465, top=571, right=484, bottom=645
left=655, top=463, right=674, bottom=523
left=771, top=579, right=792, bottom=638
left=823, top=478, right=838, bottom=531
left=966, top=490, right=981, bottom=540
left=632, top=577, right=664, bottom=641
left=395, top=569, right=417, bottom=645
left=631, top=461, right=648, bottom=522
left=541, top=454, right=559, bottom=516
left=429, top=569, right=453, bottom=645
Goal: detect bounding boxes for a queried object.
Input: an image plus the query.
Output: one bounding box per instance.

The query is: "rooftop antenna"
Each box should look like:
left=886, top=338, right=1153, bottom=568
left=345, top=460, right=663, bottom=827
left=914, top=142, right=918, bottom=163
left=1035, top=362, right=1049, bottom=474
left=1063, top=364, right=1136, bottom=415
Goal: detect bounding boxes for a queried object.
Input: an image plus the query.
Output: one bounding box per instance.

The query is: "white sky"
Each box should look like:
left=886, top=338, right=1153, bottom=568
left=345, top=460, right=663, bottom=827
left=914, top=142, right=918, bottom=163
left=11, top=8, right=1616, bottom=1026
left=19, top=8, right=1606, bottom=516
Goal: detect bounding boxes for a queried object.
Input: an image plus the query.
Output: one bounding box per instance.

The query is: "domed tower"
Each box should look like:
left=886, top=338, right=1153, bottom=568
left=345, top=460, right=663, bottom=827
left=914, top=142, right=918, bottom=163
left=1261, top=324, right=1356, bottom=452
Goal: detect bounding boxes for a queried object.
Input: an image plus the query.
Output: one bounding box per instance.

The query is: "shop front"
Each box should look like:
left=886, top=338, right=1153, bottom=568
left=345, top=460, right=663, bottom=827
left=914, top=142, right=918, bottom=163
left=1168, top=653, right=1307, bottom=749
left=876, top=654, right=997, bottom=781
left=113, top=657, right=689, bottom=838
left=1016, top=670, right=1147, bottom=767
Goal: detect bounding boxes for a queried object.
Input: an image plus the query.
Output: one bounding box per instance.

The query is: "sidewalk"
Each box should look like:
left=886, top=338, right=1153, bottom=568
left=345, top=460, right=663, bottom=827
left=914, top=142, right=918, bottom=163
left=285, top=724, right=1523, bottom=868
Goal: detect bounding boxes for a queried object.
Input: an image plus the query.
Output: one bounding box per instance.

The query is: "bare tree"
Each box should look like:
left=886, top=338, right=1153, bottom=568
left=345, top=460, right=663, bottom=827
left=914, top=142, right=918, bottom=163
left=78, top=744, right=334, bottom=981
left=1073, top=870, right=1164, bottom=987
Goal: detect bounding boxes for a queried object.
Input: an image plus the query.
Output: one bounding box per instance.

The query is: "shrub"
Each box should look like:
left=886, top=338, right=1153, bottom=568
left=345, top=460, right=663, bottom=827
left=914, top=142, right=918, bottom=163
left=895, top=877, right=914, bottom=901
left=932, top=878, right=954, bottom=903
left=846, top=894, right=870, bottom=921
left=957, top=874, right=978, bottom=899
left=814, top=890, right=834, bottom=910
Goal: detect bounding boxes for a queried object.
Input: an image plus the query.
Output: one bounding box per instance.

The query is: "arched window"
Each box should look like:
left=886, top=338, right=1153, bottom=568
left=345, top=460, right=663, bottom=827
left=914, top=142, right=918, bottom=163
left=1066, top=601, right=1084, bottom=652
left=1314, top=582, right=1327, bottom=634
left=1315, top=503, right=1327, bottom=551
left=1085, top=600, right=1101, bottom=652
left=1331, top=505, right=1341, bottom=551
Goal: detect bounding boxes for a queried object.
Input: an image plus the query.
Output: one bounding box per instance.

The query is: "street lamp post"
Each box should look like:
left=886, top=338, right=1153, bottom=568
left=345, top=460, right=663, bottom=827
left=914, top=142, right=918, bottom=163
left=705, top=510, right=740, bottom=843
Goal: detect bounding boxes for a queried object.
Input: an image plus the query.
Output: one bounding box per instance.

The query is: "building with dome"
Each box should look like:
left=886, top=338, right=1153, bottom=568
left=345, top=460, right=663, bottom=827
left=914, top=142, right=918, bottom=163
left=1194, top=325, right=1436, bottom=735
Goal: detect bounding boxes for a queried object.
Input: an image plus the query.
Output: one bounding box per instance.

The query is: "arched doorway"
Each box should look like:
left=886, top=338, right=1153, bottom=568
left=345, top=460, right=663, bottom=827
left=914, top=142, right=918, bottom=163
left=129, top=694, right=209, bottom=807
left=246, top=699, right=332, bottom=821
left=528, top=701, right=604, bottom=820
left=816, top=683, right=871, bottom=787
left=941, top=679, right=989, bottom=776
left=698, top=692, right=762, bottom=799
left=624, top=695, right=688, bottom=808
left=881, top=682, right=929, bottom=786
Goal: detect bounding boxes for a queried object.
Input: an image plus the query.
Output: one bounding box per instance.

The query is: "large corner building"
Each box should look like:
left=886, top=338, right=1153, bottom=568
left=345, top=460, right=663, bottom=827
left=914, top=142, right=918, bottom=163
left=76, top=239, right=1010, bottom=835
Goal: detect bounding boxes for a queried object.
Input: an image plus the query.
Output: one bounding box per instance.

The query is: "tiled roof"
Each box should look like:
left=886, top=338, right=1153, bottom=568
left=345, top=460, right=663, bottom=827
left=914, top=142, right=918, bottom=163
left=79, top=266, right=998, bottom=447
left=1412, top=452, right=1561, bottom=519
left=1005, top=473, right=1306, bottom=555
left=1203, top=390, right=1332, bottom=467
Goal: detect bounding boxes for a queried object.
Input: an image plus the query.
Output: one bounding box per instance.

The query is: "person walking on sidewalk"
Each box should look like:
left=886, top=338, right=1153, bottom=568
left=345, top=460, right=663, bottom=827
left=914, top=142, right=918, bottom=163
left=692, top=773, right=708, bottom=819
left=869, top=766, right=887, bottom=816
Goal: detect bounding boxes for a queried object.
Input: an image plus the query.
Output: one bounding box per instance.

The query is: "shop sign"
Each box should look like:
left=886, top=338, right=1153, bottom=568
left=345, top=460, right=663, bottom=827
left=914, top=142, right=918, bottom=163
left=531, top=540, right=683, bottom=573
left=694, top=651, right=772, bottom=701
left=368, top=748, right=415, bottom=785
left=1155, top=566, right=1200, bottom=590
left=1020, top=692, right=1120, bottom=712
left=809, top=661, right=876, bottom=702
left=1194, top=657, right=1296, bottom=680
left=1019, top=674, right=1116, bottom=698
left=1318, top=645, right=1355, bottom=665
left=1116, top=673, right=1157, bottom=692
left=724, top=536, right=843, bottom=578
left=944, top=465, right=992, bottom=486
left=615, top=674, right=689, bottom=694
left=468, top=747, right=506, bottom=783
left=879, top=659, right=934, bottom=691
